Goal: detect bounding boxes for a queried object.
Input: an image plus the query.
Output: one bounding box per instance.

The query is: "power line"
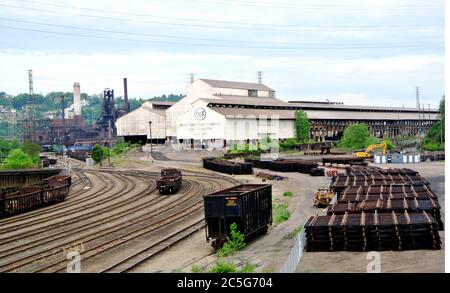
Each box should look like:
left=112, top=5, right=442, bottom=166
left=0, top=17, right=442, bottom=47
left=190, top=0, right=443, bottom=10
left=0, top=2, right=444, bottom=33
left=0, top=24, right=442, bottom=50
left=9, top=0, right=445, bottom=29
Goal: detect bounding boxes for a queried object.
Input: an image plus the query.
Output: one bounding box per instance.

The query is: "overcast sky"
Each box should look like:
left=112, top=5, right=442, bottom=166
left=0, top=0, right=444, bottom=108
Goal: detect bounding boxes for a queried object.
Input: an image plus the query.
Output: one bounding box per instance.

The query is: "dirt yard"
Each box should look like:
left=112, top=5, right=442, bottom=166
left=113, top=147, right=329, bottom=272
left=115, top=147, right=445, bottom=273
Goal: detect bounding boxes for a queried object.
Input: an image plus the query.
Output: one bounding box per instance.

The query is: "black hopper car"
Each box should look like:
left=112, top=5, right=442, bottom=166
left=0, top=175, right=71, bottom=218
left=157, top=169, right=182, bottom=195
left=203, top=184, right=272, bottom=248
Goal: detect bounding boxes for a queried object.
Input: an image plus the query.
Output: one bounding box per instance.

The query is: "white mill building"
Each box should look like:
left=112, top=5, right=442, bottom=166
left=116, top=78, right=439, bottom=146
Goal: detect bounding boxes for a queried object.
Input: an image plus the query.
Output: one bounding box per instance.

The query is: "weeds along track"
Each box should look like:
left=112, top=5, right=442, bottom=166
left=0, top=168, right=239, bottom=273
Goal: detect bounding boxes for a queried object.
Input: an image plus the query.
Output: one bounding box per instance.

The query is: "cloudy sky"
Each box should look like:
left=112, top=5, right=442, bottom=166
left=0, top=0, right=444, bottom=107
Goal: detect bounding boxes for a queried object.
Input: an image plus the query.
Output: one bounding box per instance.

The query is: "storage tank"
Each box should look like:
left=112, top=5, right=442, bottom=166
left=403, top=155, right=408, bottom=163
left=414, top=154, right=420, bottom=163
left=374, top=155, right=381, bottom=164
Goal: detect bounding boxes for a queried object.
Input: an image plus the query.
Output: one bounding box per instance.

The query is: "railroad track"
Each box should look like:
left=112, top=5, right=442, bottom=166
left=0, top=167, right=240, bottom=273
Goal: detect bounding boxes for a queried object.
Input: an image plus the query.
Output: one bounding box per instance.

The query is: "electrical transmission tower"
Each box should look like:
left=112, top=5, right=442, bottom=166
left=8, top=95, right=14, bottom=140
left=22, top=69, right=34, bottom=142
left=188, top=73, right=196, bottom=84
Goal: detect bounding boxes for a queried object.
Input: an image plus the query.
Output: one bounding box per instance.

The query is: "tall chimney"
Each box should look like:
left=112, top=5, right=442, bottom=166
left=123, top=78, right=129, bottom=112
left=73, top=82, right=81, bottom=116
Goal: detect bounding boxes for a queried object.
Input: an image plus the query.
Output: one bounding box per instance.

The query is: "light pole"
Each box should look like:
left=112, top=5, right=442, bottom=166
left=149, top=121, right=153, bottom=163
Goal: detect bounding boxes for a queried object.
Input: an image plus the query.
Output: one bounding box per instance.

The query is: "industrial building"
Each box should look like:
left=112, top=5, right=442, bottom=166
left=116, top=78, right=439, bottom=146
left=117, top=101, right=175, bottom=144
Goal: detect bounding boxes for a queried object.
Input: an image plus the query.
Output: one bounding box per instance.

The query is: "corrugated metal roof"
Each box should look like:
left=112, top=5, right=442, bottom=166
left=204, top=97, right=289, bottom=107
left=208, top=107, right=439, bottom=121
left=149, top=101, right=177, bottom=106
left=200, top=79, right=275, bottom=92
left=209, top=107, right=294, bottom=119
left=288, top=101, right=437, bottom=113
left=203, top=98, right=438, bottom=113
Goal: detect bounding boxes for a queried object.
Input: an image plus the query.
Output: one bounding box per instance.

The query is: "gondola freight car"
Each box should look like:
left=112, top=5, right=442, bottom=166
left=203, top=184, right=272, bottom=248
left=0, top=176, right=71, bottom=218
left=157, top=169, right=182, bottom=195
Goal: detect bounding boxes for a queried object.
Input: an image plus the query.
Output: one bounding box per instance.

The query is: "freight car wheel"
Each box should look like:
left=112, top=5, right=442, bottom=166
left=260, top=226, right=268, bottom=235
left=212, top=239, right=226, bottom=249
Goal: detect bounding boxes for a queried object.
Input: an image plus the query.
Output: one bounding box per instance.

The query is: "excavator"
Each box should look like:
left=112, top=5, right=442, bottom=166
left=353, top=141, right=388, bottom=158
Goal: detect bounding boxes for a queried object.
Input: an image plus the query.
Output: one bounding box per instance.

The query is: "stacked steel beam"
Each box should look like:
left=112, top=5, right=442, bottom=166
left=306, top=166, right=443, bottom=251
left=202, top=157, right=253, bottom=175
left=305, top=211, right=441, bottom=251
left=244, top=158, right=324, bottom=176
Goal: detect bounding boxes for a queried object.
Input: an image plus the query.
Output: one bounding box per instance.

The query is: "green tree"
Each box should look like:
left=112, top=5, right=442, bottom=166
left=0, top=138, right=20, bottom=155
left=21, top=141, right=41, bottom=157
left=294, top=110, right=310, bottom=143
left=423, top=96, right=445, bottom=150
left=340, top=123, right=380, bottom=150
left=91, top=144, right=103, bottom=164
left=91, top=144, right=109, bottom=164
left=1, top=149, right=36, bottom=170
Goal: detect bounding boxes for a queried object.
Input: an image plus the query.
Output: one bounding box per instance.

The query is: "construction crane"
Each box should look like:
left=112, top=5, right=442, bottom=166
left=353, top=141, right=388, bottom=158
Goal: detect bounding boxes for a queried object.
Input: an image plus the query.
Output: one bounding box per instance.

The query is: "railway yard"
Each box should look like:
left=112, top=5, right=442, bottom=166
left=0, top=147, right=445, bottom=273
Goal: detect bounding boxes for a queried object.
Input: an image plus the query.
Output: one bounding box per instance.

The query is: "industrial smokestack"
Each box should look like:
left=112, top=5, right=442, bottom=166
left=123, top=78, right=129, bottom=113
left=73, top=82, right=81, bottom=116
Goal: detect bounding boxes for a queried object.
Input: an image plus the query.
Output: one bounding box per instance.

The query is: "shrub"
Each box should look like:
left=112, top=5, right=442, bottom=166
left=280, top=138, right=298, bottom=150
left=209, top=261, right=237, bottom=273
left=21, top=141, right=41, bottom=157
left=239, top=263, right=256, bottom=273
left=1, top=149, right=36, bottom=169
left=217, top=223, right=246, bottom=258
left=0, top=138, right=20, bottom=155
left=273, top=203, right=290, bottom=224
left=282, top=191, right=294, bottom=197
left=191, top=265, right=204, bottom=273
left=111, top=141, right=131, bottom=156
left=422, top=142, right=444, bottom=151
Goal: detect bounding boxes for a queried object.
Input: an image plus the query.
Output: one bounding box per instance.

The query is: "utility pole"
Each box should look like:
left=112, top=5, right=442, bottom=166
left=189, top=73, right=195, bottom=84
left=149, top=121, right=153, bottom=163
left=422, top=104, right=425, bottom=130
left=258, top=71, right=262, bottom=84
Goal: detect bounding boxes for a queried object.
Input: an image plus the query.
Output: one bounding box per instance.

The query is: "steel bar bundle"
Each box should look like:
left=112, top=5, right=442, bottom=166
left=305, top=211, right=441, bottom=251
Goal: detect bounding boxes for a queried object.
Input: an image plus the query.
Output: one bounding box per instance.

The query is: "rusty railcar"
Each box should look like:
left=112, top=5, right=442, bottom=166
left=203, top=184, right=272, bottom=248
left=0, top=176, right=70, bottom=218
left=157, top=169, right=182, bottom=195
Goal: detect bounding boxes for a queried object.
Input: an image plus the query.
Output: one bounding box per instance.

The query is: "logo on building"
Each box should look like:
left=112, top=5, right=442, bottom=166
left=194, top=108, right=206, bottom=121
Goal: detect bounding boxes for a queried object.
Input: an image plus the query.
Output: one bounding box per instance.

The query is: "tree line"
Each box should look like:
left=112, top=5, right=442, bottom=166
left=0, top=91, right=184, bottom=135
